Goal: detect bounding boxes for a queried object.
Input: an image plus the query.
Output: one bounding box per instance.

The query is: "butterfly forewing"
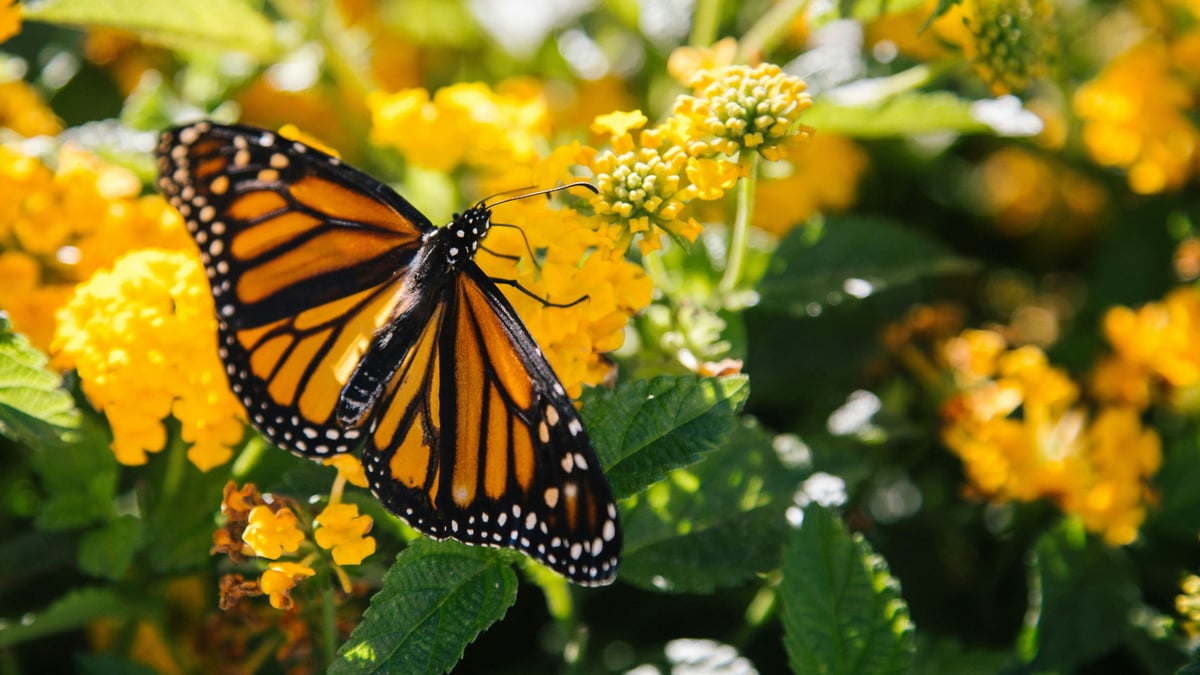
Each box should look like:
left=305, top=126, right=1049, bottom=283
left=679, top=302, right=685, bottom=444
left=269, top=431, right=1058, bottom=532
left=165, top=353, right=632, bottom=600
left=156, top=122, right=431, bottom=458
left=158, top=121, right=620, bottom=585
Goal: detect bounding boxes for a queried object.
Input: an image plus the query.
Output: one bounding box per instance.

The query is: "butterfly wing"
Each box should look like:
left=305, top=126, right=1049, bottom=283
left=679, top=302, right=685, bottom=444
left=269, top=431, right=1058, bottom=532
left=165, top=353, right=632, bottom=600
left=361, top=263, right=621, bottom=585
left=156, top=122, right=434, bottom=457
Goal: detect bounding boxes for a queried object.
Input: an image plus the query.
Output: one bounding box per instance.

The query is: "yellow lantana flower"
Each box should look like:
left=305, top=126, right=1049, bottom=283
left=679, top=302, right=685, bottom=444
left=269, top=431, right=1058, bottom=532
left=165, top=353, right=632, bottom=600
left=313, top=503, right=376, bottom=566
left=673, top=63, right=812, bottom=161
left=1092, top=288, right=1200, bottom=411
left=0, top=80, right=63, bottom=137
left=0, top=145, right=188, bottom=351
left=941, top=332, right=1161, bottom=546
left=368, top=81, right=548, bottom=173
left=581, top=112, right=736, bottom=255
left=52, top=250, right=245, bottom=470
left=1074, top=40, right=1199, bottom=194
left=260, top=562, right=316, bottom=610
left=958, top=0, right=1058, bottom=94
left=0, top=0, right=19, bottom=43
left=242, top=505, right=305, bottom=560
left=323, top=454, right=369, bottom=488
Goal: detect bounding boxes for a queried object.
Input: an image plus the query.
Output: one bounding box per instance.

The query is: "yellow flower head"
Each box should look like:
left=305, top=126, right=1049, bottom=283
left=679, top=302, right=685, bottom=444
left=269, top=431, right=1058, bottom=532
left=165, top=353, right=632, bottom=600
left=260, top=562, right=316, bottom=610
left=323, top=454, right=369, bottom=488
left=368, top=81, right=549, bottom=173
left=582, top=115, right=735, bottom=255
left=242, top=504, right=305, bottom=560
left=52, top=250, right=245, bottom=470
left=960, top=0, right=1058, bottom=94
left=211, top=481, right=265, bottom=562
left=673, top=63, right=813, bottom=161
left=0, top=0, right=19, bottom=43
left=592, top=110, right=648, bottom=137
left=313, top=503, right=376, bottom=566
left=1093, top=288, right=1200, bottom=411
left=0, top=80, right=63, bottom=137
left=0, top=145, right=189, bottom=351
left=1074, top=40, right=1198, bottom=194
left=1065, top=407, right=1161, bottom=546
left=941, top=332, right=1161, bottom=545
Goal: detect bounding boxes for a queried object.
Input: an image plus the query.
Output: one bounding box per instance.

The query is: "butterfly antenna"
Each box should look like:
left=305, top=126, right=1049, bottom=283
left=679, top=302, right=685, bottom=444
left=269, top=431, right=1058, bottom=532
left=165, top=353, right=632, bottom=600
left=481, top=181, right=598, bottom=210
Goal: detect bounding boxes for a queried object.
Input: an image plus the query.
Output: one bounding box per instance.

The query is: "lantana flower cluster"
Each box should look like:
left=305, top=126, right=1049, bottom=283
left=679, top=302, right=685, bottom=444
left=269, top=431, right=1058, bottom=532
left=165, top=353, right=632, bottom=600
left=939, top=329, right=1162, bottom=546
left=0, top=145, right=189, bottom=350
left=1074, top=39, right=1200, bottom=194
left=52, top=249, right=245, bottom=471
left=213, top=457, right=376, bottom=611
left=1091, top=287, right=1200, bottom=413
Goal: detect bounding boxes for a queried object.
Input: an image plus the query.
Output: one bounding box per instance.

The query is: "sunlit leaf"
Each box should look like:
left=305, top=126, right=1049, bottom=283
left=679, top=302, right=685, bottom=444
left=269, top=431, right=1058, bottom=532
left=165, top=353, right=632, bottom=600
left=583, top=374, right=750, bottom=500
left=332, top=539, right=518, bottom=675
left=22, top=0, right=278, bottom=59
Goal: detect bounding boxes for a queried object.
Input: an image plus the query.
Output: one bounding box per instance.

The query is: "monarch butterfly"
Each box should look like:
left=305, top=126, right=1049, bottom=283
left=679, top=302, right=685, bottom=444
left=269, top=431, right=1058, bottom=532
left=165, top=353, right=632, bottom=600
left=156, top=122, right=619, bottom=586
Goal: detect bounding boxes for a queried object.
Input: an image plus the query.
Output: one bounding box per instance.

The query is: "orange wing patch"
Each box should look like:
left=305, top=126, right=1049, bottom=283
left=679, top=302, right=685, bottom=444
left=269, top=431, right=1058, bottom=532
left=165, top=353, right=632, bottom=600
left=232, top=210, right=324, bottom=260
left=291, top=176, right=421, bottom=237
left=232, top=282, right=404, bottom=426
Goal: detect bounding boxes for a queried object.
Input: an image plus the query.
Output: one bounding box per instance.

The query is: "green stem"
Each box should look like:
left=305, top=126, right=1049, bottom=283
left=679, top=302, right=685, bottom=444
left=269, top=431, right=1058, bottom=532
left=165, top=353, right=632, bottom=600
left=737, top=0, right=808, bottom=62
left=642, top=248, right=670, bottom=291
left=718, top=152, right=759, bottom=295
left=161, top=432, right=188, bottom=502
left=690, top=0, right=723, bottom=47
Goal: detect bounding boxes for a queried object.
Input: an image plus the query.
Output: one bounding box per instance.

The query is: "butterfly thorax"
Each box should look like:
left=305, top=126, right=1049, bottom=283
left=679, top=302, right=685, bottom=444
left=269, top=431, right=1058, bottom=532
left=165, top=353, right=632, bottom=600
left=435, top=205, right=491, bottom=270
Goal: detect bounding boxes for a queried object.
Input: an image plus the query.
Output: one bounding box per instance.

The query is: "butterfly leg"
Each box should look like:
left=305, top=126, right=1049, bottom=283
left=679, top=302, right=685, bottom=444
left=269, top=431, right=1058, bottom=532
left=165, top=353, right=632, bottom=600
left=487, top=277, right=589, bottom=309
left=486, top=222, right=541, bottom=267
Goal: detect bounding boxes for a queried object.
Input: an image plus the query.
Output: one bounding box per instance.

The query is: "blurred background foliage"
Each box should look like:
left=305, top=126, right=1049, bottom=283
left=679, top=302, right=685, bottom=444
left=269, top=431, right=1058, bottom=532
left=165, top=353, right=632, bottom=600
left=2, top=0, right=1200, bottom=673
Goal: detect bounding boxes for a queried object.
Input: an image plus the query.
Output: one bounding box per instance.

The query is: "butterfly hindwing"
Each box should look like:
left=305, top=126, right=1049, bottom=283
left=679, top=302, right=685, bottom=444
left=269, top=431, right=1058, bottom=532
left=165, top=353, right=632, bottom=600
left=360, top=265, right=620, bottom=585
left=156, top=122, right=432, bottom=458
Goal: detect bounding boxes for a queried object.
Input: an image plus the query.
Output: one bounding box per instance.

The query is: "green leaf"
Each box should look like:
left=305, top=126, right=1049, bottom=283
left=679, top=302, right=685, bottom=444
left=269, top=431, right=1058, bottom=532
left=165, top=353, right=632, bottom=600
left=30, top=426, right=119, bottom=531
left=757, top=216, right=976, bottom=315
left=78, top=514, right=144, bottom=580
left=22, top=0, right=279, bottom=60
left=0, top=315, right=81, bottom=447
left=332, top=539, right=519, bottom=675
left=582, top=375, right=750, bottom=500
left=620, top=420, right=797, bottom=593
left=803, top=91, right=988, bottom=138
left=1021, top=522, right=1139, bottom=672
left=0, top=587, right=147, bottom=648
left=780, top=504, right=915, bottom=675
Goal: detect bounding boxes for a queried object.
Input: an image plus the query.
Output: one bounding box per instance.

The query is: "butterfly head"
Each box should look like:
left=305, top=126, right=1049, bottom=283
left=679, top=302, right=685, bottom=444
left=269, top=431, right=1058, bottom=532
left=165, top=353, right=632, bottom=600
left=440, top=205, right=491, bottom=268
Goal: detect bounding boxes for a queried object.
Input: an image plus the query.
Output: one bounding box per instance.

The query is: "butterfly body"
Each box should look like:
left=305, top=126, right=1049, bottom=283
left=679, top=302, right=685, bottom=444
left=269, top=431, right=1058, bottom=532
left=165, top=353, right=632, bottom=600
left=156, top=121, right=619, bottom=585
